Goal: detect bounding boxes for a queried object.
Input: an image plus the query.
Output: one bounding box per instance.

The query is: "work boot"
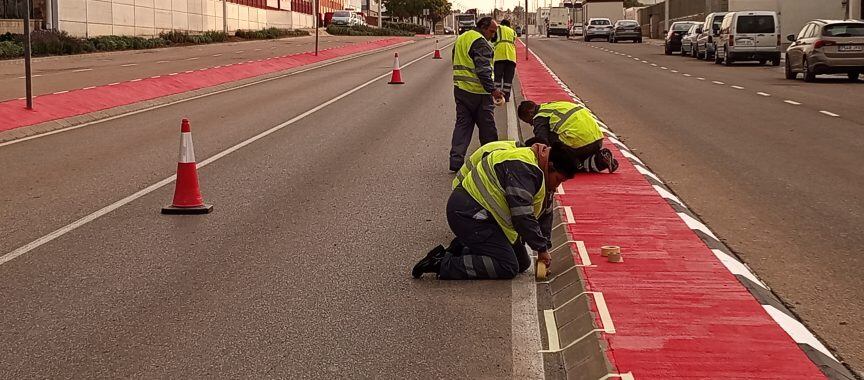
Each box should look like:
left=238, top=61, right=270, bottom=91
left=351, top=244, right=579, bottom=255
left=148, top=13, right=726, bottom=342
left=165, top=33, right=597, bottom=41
left=598, top=148, right=619, bottom=173
left=446, top=238, right=466, bottom=256
left=412, top=245, right=445, bottom=278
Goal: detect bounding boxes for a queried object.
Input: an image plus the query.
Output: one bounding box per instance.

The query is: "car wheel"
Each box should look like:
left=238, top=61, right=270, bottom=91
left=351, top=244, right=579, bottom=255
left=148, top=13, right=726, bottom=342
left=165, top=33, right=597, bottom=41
left=784, top=56, right=797, bottom=80
left=637, top=38, right=643, bottom=43
left=665, top=45, right=672, bottom=55
left=803, top=58, right=816, bottom=82
left=849, top=72, right=860, bottom=82
left=723, top=47, right=734, bottom=66
left=758, top=59, right=767, bottom=65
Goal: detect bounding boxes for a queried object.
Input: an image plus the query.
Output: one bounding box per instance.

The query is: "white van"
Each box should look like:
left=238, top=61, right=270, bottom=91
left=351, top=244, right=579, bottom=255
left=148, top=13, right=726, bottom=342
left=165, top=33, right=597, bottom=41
left=715, top=11, right=782, bottom=66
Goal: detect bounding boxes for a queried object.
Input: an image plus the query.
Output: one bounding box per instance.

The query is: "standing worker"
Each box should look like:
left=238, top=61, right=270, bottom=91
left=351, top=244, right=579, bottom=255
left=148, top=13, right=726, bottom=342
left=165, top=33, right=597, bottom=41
left=413, top=142, right=580, bottom=280
left=518, top=100, right=619, bottom=173
left=492, top=19, right=518, bottom=102
left=449, top=17, right=505, bottom=172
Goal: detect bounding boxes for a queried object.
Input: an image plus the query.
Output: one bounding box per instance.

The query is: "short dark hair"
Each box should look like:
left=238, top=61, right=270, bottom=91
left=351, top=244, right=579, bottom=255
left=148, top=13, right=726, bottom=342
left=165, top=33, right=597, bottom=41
left=518, top=100, right=538, bottom=120
left=501, top=19, right=511, bottom=27
left=476, top=17, right=494, bottom=30
left=549, top=142, right=581, bottom=178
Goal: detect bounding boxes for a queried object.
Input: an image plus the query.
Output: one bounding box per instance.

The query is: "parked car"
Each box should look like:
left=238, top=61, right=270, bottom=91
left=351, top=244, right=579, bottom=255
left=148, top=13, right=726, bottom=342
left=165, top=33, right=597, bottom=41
left=681, top=24, right=703, bottom=56
left=695, top=12, right=729, bottom=60
left=570, top=24, right=584, bottom=36
left=585, top=18, right=613, bottom=41
left=331, top=10, right=356, bottom=27
left=443, top=26, right=455, bottom=35
left=786, top=19, right=864, bottom=82
left=715, top=11, right=782, bottom=66
left=609, top=20, right=642, bottom=43
left=665, top=21, right=700, bottom=54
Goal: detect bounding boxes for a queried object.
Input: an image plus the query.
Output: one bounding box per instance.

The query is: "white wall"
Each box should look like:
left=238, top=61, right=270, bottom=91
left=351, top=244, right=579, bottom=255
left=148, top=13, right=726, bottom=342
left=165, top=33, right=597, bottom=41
left=729, top=0, right=846, bottom=39
left=584, top=1, right=623, bottom=23
left=57, top=0, right=307, bottom=37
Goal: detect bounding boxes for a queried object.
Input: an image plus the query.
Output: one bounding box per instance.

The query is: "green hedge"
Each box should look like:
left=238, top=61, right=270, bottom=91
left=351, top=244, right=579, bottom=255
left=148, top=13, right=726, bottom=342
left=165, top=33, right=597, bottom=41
left=0, top=41, right=24, bottom=58
left=326, top=24, right=414, bottom=36
left=382, top=21, right=428, bottom=34
left=235, top=27, right=309, bottom=39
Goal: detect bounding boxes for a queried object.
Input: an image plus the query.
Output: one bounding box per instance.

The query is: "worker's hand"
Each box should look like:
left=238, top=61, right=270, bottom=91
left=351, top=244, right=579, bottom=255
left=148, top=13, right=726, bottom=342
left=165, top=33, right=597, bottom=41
left=492, top=89, right=505, bottom=100
left=537, top=250, right=551, bottom=269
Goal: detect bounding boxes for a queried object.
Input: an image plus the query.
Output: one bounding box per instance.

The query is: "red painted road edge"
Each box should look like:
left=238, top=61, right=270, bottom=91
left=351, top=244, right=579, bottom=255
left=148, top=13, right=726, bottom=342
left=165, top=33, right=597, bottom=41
left=516, top=46, right=827, bottom=378
left=0, top=37, right=409, bottom=132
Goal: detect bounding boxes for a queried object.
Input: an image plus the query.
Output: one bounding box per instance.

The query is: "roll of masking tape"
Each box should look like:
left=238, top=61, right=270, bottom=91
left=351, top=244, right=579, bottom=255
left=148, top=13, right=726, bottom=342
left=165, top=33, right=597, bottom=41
left=535, top=261, right=548, bottom=281
left=601, top=245, right=620, bottom=257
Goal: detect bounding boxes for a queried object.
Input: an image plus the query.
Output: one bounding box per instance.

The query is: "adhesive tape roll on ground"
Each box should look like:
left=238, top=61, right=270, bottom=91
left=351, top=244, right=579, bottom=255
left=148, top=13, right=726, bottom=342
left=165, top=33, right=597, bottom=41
left=494, top=97, right=505, bottom=107
left=601, top=245, right=620, bottom=257
left=535, top=261, right=548, bottom=281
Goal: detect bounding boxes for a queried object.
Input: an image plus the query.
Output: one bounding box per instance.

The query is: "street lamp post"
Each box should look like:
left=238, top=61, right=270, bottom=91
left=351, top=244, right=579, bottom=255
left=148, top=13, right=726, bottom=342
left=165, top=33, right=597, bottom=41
left=23, top=0, right=33, bottom=110
left=314, top=0, right=319, bottom=55
left=223, top=0, right=228, bottom=34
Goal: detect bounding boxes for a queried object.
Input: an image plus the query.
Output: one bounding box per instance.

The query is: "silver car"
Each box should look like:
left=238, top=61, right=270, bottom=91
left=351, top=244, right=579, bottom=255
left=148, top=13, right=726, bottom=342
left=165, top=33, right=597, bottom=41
left=681, top=24, right=703, bottom=57
left=695, top=12, right=729, bottom=60
left=585, top=18, right=613, bottom=42
left=786, top=19, right=864, bottom=82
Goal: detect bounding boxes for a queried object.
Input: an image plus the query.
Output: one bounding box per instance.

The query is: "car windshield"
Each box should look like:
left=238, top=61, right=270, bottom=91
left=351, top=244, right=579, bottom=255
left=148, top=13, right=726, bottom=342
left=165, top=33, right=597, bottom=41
left=737, top=16, right=775, bottom=34
left=672, top=23, right=694, bottom=31
left=334, top=11, right=349, bottom=17
left=590, top=20, right=611, bottom=26
left=823, top=24, right=864, bottom=37
left=618, top=21, right=638, bottom=27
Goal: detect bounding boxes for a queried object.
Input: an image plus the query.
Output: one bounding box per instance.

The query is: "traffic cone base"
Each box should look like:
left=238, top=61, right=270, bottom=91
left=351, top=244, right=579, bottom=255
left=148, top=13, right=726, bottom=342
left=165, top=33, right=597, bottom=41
left=161, top=204, right=213, bottom=214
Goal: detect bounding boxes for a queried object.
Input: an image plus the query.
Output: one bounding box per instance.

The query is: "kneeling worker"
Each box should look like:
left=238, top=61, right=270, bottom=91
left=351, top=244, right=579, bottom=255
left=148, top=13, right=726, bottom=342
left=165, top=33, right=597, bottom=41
left=518, top=100, right=618, bottom=173
left=413, top=142, right=579, bottom=280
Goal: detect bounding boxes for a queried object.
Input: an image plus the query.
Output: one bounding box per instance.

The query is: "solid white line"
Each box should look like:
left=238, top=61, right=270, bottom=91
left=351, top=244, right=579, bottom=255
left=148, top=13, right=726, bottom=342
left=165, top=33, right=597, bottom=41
left=712, top=80, right=725, bottom=85
left=120, top=63, right=138, bottom=67
left=0, top=40, right=415, bottom=148
left=677, top=212, right=719, bottom=240
left=150, top=75, right=161, bottom=79
left=129, top=78, right=142, bottom=82
left=82, top=86, right=96, bottom=90
left=0, top=42, right=445, bottom=266
left=652, top=185, right=685, bottom=207
left=757, top=92, right=771, bottom=97
left=763, top=305, right=837, bottom=361
left=731, top=85, right=744, bottom=89
left=711, top=249, right=766, bottom=289
left=72, top=68, right=93, bottom=72
left=784, top=100, right=801, bottom=105
left=506, top=100, right=519, bottom=141
left=52, top=90, right=69, bottom=94
left=634, top=164, right=662, bottom=183
left=820, top=110, right=840, bottom=117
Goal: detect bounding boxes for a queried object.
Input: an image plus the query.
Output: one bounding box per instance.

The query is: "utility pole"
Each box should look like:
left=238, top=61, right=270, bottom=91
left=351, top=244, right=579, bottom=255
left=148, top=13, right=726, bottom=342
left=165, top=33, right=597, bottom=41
left=377, top=0, right=381, bottom=27
left=223, top=0, right=228, bottom=34
left=314, top=0, right=319, bottom=55
left=664, top=0, right=669, bottom=32
left=524, top=0, right=528, bottom=60
left=23, top=0, right=33, bottom=110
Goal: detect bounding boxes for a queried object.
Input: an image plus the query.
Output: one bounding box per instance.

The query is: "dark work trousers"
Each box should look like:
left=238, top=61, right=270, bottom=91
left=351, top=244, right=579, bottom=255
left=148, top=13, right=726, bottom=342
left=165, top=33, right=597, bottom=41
left=493, top=60, right=516, bottom=102
left=450, top=87, right=498, bottom=171
left=559, top=139, right=609, bottom=172
left=438, top=188, right=532, bottom=280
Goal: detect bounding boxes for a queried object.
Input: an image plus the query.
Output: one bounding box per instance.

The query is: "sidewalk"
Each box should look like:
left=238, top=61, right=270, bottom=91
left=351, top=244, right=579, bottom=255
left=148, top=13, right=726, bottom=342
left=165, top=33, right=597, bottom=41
left=516, top=41, right=852, bottom=379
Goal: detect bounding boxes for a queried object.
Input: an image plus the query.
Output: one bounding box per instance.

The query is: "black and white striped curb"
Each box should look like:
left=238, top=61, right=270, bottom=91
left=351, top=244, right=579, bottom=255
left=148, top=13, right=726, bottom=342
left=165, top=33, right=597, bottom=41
left=526, top=48, right=859, bottom=380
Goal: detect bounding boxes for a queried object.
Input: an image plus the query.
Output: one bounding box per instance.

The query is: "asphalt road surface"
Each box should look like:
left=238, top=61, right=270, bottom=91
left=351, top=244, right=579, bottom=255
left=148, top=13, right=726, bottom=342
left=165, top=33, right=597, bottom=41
left=529, top=36, right=864, bottom=374
left=0, top=35, right=383, bottom=101
left=0, top=37, right=535, bottom=377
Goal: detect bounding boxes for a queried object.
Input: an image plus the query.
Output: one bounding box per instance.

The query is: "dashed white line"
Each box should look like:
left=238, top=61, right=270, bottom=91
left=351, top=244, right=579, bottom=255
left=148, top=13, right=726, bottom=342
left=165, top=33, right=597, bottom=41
left=651, top=63, right=658, bottom=67
left=712, top=80, right=725, bottom=85
left=157, top=60, right=170, bottom=64
left=254, top=48, right=262, bottom=51
left=660, top=66, right=668, bottom=70
left=212, top=53, right=223, bottom=57
left=698, top=77, right=706, bottom=80
left=17, top=74, right=43, bottom=79
left=820, top=110, right=840, bottom=117
left=120, top=63, right=138, bottom=67
left=671, top=70, right=679, bottom=73
left=129, top=78, right=142, bottom=82
left=52, top=90, right=69, bottom=94
left=757, top=92, right=771, bottom=97
left=82, top=86, right=96, bottom=90
left=184, top=70, right=194, bottom=73
left=731, top=85, right=744, bottom=90
left=108, top=82, right=120, bottom=86
left=72, top=68, right=93, bottom=73
left=150, top=75, right=161, bottom=79
left=236, top=50, right=245, bottom=53
left=683, top=73, right=692, bottom=77
left=169, top=72, right=178, bottom=76
left=185, top=57, right=199, bottom=61
left=784, top=100, right=801, bottom=105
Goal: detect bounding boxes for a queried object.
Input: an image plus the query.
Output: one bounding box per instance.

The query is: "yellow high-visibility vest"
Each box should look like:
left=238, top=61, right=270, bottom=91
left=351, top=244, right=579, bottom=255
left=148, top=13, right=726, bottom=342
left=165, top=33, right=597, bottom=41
left=535, top=101, right=603, bottom=148
left=453, top=140, right=519, bottom=189
left=493, top=25, right=517, bottom=63
left=453, top=29, right=492, bottom=94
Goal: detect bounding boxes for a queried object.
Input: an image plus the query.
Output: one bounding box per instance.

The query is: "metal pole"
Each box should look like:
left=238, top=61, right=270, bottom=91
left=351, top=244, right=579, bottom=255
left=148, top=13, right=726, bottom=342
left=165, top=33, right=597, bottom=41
left=23, top=0, right=33, bottom=110
left=223, top=0, right=227, bottom=34
left=664, top=0, right=669, bottom=32
left=524, top=0, right=528, bottom=60
left=377, top=0, right=381, bottom=27
left=314, top=0, right=319, bottom=55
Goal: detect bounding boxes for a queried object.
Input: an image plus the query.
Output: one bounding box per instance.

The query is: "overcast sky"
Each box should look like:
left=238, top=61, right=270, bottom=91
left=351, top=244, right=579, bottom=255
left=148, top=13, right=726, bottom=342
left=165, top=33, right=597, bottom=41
left=452, top=0, right=554, bottom=14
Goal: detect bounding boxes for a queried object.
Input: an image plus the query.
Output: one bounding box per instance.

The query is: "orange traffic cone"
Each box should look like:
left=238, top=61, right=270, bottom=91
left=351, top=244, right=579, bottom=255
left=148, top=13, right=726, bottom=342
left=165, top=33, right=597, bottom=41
left=388, top=52, right=405, bottom=84
left=433, top=40, right=442, bottom=59
left=162, top=119, right=213, bottom=214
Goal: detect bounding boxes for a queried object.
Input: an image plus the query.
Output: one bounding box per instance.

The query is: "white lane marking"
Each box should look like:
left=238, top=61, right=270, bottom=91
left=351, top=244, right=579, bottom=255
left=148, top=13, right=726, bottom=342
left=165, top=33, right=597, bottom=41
left=156, top=60, right=170, bottom=64
left=556, top=184, right=565, bottom=195
left=683, top=73, right=692, bottom=77
left=254, top=48, right=262, bottom=51
left=184, top=70, right=194, bottom=73
left=633, top=57, right=639, bottom=60
left=677, top=212, right=719, bottom=240
left=82, top=86, right=96, bottom=90
left=0, top=39, right=416, bottom=148
left=169, top=73, right=178, bottom=76
left=784, top=100, right=801, bottom=105
left=506, top=100, right=519, bottom=141
left=120, top=63, right=137, bottom=67
left=575, top=241, right=592, bottom=267
left=660, top=66, right=668, bottom=70
left=651, top=63, right=658, bottom=67
left=543, top=309, right=560, bottom=351
left=606, top=136, right=627, bottom=150
left=712, top=80, right=725, bottom=85
left=697, top=77, right=706, bottom=80
left=52, top=90, right=69, bottom=94
left=236, top=50, right=245, bottom=53
left=72, top=68, right=93, bottom=73
left=763, top=305, right=838, bottom=361
left=17, top=74, right=43, bottom=79
left=129, top=78, right=142, bottom=82
left=619, top=149, right=644, bottom=165
left=627, top=55, right=632, bottom=57
left=652, top=185, right=686, bottom=207
left=671, top=70, right=679, bottom=73
left=711, top=249, right=766, bottom=289
left=757, top=92, right=771, bottom=97
left=641, top=60, right=648, bottom=63
left=0, top=43, right=445, bottom=265
left=512, top=243, right=544, bottom=378
left=186, top=57, right=199, bottom=61
left=820, top=110, right=840, bottom=117
left=212, top=53, right=223, bottom=57
left=564, top=206, right=575, bottom=224
left=731, top=85, right=744, bottom=90
left=634, top=164, right=662, bottom=183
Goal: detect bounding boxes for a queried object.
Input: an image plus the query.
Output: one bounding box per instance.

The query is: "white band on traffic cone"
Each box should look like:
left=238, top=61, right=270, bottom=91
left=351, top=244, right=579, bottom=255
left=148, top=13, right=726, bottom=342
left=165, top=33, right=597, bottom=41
left=179, top=132, right=196, bottom=164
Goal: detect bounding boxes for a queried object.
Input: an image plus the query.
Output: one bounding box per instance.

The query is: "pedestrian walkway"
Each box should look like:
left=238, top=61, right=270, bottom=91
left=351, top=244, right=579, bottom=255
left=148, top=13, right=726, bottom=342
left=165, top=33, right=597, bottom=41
left=516, top=41, right=840, bottom=379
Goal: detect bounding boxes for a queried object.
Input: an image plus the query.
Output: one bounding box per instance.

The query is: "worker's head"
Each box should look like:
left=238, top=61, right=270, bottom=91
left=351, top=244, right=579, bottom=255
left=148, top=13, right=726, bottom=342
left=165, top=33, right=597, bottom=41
left=476, top=17, right=498, bottom=39
left=518, top=100, right=540, bottom=124
left=500, top=19, right=511, bottom=27
left=547, top=142, right=580, bottom=186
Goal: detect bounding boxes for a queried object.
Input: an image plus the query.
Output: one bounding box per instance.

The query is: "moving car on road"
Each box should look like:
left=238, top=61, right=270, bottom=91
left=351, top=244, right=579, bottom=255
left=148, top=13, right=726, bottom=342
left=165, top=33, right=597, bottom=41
left=331, top=10, right=357, bottom=27
left=585, top=18, right=613, bottom=42
left=786, top=19, right=864, bottom=82
left=681, top=24, right=703, bottom=56
left=665, top=21, right=700, bottom=55
left=547, top=7, right=571, bottom=37
left=695, top=12, right=729, bottom=60
left=715, top=11, right=782, bottom=66
left=609, top=20, right=642, bottom=43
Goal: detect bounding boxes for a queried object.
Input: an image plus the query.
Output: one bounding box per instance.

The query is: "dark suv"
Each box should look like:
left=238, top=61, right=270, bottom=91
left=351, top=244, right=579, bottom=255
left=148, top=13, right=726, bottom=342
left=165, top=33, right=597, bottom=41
left=665, top=21, right=700, bottom=54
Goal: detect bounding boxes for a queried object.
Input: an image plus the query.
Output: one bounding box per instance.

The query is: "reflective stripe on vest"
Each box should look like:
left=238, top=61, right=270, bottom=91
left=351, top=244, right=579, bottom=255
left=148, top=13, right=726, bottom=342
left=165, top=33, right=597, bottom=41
left=453, top=30, right=490, bottom=94
left=493, top=25, right=517, bottom=62
left=461, top=147, right=546, bottom=244
left=535, top=101, right=604, bottom=148
left=453, top=140, right=519, bottom=189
